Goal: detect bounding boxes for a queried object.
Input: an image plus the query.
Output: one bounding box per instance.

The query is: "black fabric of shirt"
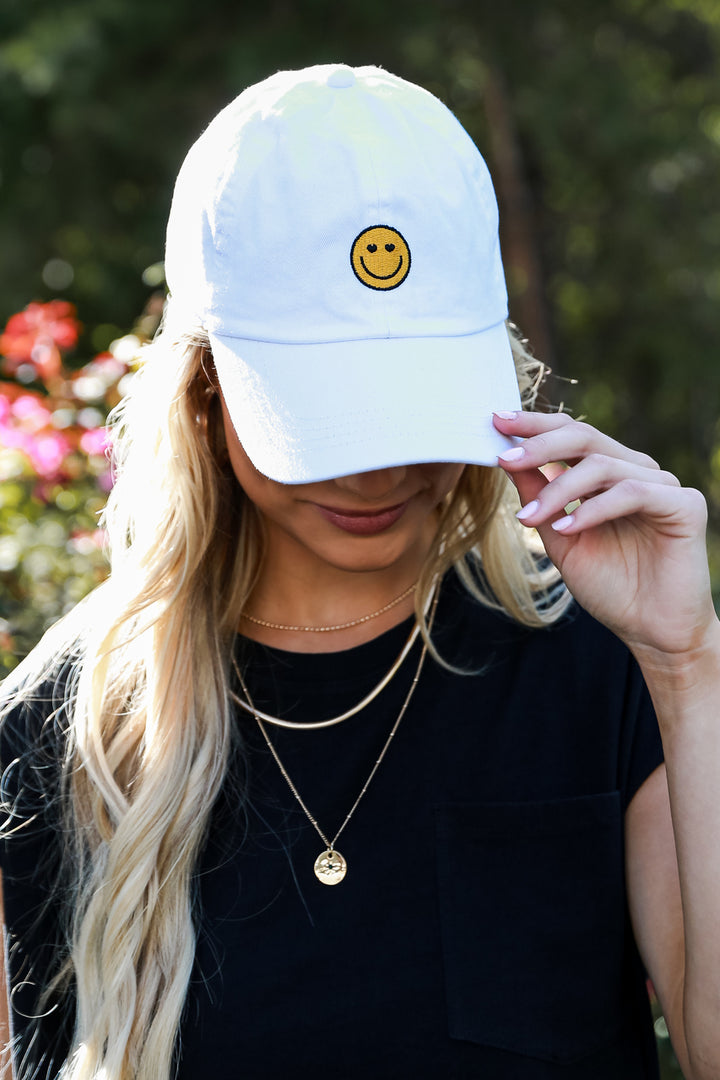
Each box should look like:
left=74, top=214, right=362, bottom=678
left=1, top=575, right=664, bottom=1078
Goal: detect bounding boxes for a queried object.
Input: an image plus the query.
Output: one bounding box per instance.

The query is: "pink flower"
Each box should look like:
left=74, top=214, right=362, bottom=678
left=0, top=424, right=27, bottom=451
left=0, top=390, right=34, bottom=451
left=0, top=389, right=60, bottom=468
left=86, top=353, right=126, bottom=381
left=26, top=430, right=71, bottom=478
left=79, top=426, right=111, bottom=457
left=11, top=394, right=52, bottom=430
left=69, top=528, right=107, bottom=554
left=97, top=468, right=115, bottom=492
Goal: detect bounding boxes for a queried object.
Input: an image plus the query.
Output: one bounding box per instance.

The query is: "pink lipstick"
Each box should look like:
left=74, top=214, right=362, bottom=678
left=313, top=501, right=408, bottom=535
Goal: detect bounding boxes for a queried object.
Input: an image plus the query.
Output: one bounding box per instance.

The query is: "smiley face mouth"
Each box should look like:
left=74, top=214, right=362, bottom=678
left=350, top=225, right=411, bottom=290
left=359, top=255, right=403, bottom=280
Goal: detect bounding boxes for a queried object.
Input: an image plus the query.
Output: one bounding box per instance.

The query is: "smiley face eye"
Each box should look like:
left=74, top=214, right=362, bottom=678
left=351, top=225, right=411, bottom=290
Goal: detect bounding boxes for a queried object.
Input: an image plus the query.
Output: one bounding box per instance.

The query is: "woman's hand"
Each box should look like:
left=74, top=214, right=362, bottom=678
left=495, top=410, right=720, bottom=1078
left=493, top=410, right=717, bottom=662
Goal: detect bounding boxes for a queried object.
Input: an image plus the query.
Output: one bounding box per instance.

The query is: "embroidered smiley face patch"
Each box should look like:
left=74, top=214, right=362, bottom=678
left=350, top=225, right=411, bottom=290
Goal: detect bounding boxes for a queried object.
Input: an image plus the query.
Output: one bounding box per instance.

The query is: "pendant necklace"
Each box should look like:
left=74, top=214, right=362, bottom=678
left=234, top=587, right=438, bottom=884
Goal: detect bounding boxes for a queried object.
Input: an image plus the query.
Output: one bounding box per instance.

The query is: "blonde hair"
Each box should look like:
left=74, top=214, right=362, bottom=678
left=415, top=324, right=569, bottom=659
left=2, top=318, right=569, bottom=1079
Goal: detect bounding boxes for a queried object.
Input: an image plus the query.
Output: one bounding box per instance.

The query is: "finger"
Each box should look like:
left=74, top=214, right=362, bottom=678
left=494, top=411, right=660, bottom=472
left=545, top=479, right=707, bottom=537
left=507, top=464, right=549, bottom=512
left=514, top=455, right=681, bottom=528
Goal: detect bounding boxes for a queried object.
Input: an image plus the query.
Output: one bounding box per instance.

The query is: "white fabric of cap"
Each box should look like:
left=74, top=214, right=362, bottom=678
left=165, top=63, right=522, bottom=484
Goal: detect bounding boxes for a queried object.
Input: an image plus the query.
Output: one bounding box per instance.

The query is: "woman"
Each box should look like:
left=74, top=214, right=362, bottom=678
left=1, top=64, right=718, bottom=1080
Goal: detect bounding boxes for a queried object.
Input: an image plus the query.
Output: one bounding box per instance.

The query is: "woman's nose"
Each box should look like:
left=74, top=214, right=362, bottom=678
left=333, top=466, right=408, bottom=501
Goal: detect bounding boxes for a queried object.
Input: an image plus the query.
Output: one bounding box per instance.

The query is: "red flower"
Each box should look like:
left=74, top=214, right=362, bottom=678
left=0, top=301, right=82, bottom=381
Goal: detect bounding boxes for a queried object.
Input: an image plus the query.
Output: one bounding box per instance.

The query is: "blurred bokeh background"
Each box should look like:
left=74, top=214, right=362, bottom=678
left=2, top=0, right=716, bottom=1071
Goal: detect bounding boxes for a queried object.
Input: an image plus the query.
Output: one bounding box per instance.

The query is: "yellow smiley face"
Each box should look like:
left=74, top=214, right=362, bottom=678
left=350, top=225, right=411, bottom=290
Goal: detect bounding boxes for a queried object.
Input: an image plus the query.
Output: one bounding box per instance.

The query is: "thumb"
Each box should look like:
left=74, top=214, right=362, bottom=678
left=500, top=463, right=573, bottom=563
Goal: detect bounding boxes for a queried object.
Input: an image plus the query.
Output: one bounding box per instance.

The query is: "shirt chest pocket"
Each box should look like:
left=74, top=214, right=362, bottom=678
left=434, top=792, right=633, bottom=1064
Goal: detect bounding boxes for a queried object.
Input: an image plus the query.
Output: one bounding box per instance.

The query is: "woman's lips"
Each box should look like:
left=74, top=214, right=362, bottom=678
left=313, top=500, right=409, bottom=535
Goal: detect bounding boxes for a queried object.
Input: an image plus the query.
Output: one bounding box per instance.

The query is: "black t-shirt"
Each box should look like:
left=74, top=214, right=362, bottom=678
left=1, top=576, right=664, bottom=1078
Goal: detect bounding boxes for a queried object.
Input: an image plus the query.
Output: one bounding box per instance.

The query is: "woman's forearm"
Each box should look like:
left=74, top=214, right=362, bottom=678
left=635, top=620, right=720, bottom=1080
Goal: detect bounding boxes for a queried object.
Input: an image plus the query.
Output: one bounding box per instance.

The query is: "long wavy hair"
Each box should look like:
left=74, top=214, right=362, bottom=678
left=1, top=315, right=570, bottom=1079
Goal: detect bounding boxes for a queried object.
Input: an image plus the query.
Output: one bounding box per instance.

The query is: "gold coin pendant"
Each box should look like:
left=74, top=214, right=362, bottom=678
left=314, top=849, right=347, bottom=885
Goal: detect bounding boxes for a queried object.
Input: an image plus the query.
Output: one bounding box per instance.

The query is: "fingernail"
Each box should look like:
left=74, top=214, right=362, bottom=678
left=551, top=514, right=575, bottom=532
left=498, top=446, right=525, bottom=462
left=516, top=500, right=540, bottom=521
left=495, top=410, right=518, bottom=420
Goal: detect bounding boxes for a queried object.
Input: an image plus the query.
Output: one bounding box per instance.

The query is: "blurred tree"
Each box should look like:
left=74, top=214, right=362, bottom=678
left=393, top=1, right=720, bottom=553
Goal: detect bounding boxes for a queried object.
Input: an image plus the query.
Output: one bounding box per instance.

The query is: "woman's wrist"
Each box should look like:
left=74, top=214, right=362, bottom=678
left=630, top=617, right=720, bottom=730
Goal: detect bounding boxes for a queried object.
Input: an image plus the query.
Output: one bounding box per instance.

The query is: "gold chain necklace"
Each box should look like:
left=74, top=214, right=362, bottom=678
left=231, top=584, right=435, bottom=731
left=232, top=622, right=418, bottom=731
left=240, top=581, right=416, bottom=632
left=235, top=590, right=437, bottom=885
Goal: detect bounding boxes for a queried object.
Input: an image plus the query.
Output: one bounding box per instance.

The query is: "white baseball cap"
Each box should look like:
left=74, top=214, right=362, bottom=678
left=165, top=63, right=521, bottom=484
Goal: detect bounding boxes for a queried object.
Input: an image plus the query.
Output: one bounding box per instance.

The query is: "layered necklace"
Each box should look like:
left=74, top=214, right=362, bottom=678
left=240, top=580, right=416, bottom=633
left=232, top=617, right=421, bottom=731
left=232, top=584, right=437, bottom=884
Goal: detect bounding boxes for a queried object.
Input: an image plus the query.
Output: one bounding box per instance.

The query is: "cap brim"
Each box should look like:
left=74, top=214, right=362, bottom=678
left=209, top=321, right=522, bottom=484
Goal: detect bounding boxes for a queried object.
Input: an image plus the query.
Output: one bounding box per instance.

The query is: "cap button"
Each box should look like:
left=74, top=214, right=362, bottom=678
left=326, top=66, right=356, bottom=89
